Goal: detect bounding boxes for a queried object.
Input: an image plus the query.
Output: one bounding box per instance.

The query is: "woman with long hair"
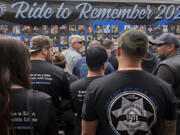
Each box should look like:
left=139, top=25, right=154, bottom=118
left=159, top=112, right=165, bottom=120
left=0, top=35, right=57, bottom=135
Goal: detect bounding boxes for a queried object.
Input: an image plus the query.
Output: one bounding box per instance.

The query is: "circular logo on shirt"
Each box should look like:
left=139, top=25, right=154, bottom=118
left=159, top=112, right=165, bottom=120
left=0, top=3, right=6, bottom=17
left=107, top=91, right=157, bottom=135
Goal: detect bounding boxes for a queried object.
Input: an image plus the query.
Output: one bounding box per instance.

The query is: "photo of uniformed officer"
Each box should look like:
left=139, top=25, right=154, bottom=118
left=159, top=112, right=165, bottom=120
left=22, top=25, right=31, bottom=35
left=0, top=25, right=8, bottom=34
left=95, top=25, right=102, bottom=34
left=41, top=25, right=49, bottom=35
left=50, top=25, right=59, bottom=35
left=78, top=25, right=85, bottom=34
left=12, top=25, right=21, bottom=35
left=69, top=25, right=76, bottom=34
left=32, top=26, right=40, bottom=35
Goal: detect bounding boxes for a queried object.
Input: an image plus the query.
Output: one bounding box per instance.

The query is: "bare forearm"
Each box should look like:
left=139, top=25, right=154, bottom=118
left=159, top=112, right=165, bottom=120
left=160, top=119, right=176, bottom=135
left=81, top=120, right=97, bottom=135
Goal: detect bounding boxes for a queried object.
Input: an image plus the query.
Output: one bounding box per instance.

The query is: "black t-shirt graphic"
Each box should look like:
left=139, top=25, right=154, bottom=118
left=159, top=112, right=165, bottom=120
left=70, top=76, right=102, bottom=135
left=70, top=76, right=101, bottom=118
left=82, top=70, right=176, bottom=135
left=10, top=88, right=57, bottom=135
left=30, top=60, right=71, bottom=113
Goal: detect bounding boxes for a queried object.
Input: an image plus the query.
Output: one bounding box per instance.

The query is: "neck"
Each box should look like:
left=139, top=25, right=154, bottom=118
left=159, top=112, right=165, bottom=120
left=87, top=70, right=104, bottom=77
left=30, top=53, right=46, bottom=61
left=30, top=56, right=45, bottom=61
left=11, top=84, right=23, bottom=89
left=118, top=67, right=142, bottom=70
left=167, top=50, right=177, bottom=58
left=118, top=57, right=142, bottom=71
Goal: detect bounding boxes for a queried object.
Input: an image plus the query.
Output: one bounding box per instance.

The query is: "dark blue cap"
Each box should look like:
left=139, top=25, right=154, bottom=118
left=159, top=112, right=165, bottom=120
left=86, top=45, right=108, bottom=68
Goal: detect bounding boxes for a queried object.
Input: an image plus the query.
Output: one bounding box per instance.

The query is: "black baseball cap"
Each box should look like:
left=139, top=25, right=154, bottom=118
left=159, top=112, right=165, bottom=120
left=149, top=33, right=180, bottom=48
left=86, top=45, right=108, bottom=68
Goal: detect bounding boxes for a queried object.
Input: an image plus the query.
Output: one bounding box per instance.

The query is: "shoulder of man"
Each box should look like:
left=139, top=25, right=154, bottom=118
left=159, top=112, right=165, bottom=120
left=30, top=89, right=53, bottom=104
left=70, top=77, right=86, bottom=91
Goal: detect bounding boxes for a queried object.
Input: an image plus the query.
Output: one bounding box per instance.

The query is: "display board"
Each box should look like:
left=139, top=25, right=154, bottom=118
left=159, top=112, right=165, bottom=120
left=0, top=0, right=180, bottom=51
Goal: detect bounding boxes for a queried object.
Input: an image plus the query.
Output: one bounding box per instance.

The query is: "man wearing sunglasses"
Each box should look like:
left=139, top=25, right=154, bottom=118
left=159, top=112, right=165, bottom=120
left=62, top=35, right=83, bottom=74
left=150, top=32, right=180, bottom=135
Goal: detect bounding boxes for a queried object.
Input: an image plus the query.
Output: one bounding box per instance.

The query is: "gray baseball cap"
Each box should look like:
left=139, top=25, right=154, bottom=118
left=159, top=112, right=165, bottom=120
left=118, top=29, right=148, bottom=53
left=30, top=35, right=53, bottom=53
left=149, top=33, right=180, bottom=48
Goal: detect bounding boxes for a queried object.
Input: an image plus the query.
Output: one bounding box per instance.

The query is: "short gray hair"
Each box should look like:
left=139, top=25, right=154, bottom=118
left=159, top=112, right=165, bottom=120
left=69, top=35, right=82, bottom=45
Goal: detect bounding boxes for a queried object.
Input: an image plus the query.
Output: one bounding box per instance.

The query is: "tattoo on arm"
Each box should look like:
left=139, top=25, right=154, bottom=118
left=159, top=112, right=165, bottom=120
left=160, top=119, right=176, bottom=135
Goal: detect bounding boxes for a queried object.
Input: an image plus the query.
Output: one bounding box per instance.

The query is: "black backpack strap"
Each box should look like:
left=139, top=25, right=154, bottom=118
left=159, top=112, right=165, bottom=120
left=27, top=89, right=33, bottom=135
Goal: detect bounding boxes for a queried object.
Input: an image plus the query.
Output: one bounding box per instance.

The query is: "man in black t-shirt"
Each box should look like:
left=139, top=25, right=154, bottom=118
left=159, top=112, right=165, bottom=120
left=29, top=35, right=71, bottom=132
left=81, top=29, right=176, bottom=135
left=70, top=45, right=108, bottom=134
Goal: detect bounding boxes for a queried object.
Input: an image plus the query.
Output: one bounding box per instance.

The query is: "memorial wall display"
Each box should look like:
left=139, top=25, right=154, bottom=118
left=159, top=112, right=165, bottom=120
left=0, top=0, right=180, bottom=51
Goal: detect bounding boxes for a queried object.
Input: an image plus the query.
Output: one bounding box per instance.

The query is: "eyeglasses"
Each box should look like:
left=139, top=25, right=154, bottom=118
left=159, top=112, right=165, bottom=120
left=73, top=41, right=83, bottom=44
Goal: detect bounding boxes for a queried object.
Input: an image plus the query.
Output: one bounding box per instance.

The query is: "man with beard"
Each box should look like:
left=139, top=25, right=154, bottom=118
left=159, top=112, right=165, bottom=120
left=150, top=33, right=180, bottom=135
left=30, top=35, right=72, bottom=133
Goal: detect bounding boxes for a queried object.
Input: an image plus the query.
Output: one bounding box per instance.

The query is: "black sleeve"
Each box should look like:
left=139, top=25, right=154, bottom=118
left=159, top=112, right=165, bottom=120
left=47, top=99, right=58, bottom=135
left=81, top=84, right=98, bottom=121
left=60, top=73, right=71, bottom=100
left=163, top=85, right=177, bottom=120
left=156, top=65, right=175, bottom=87
left=70, top=83, right=76, bottom=103
left=70, top=83, right=78, bottom=113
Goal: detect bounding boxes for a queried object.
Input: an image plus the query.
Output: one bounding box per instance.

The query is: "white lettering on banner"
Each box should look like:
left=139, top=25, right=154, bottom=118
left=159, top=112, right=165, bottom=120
left=0, top=3, right=6, bottom=17
left=76, top=3, right=92, bottom=19
left=11, top=1, right=54, bottom=19
left=76, top=3, right=153, bottom=20
left=9, top=2, right=180, bottom=20
left=56, top=3, right=72, bottom=19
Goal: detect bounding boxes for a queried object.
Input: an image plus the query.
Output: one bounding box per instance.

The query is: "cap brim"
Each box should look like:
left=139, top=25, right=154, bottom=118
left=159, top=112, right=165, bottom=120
left=149, top=39, right=165, bottom=46
left=29, top=48, right=41, bottom=53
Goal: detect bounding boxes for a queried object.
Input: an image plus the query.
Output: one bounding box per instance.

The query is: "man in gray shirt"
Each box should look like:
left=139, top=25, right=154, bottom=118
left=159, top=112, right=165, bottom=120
left=62, top=35, right=83, bottom=74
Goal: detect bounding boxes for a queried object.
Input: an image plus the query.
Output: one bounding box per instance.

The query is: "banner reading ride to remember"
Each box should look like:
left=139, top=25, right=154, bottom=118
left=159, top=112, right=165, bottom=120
left=0, top=0, right=180, bottom=50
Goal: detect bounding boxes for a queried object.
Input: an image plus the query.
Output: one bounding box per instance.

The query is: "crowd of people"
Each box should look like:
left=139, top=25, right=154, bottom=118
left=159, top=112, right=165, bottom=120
left=0, top=28, right=180, bottom=135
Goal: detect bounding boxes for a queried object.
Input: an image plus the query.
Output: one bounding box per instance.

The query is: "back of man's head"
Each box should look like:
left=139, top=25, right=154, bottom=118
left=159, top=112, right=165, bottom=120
left=86, top=45, right=108, bottom=72
left=88, top=40, right=101, bottom=48
left=118, top=29, right=148, bottom=58
left=101, top=39, right=113, bottom=50
left=30, top=35, right=52, bottom=54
